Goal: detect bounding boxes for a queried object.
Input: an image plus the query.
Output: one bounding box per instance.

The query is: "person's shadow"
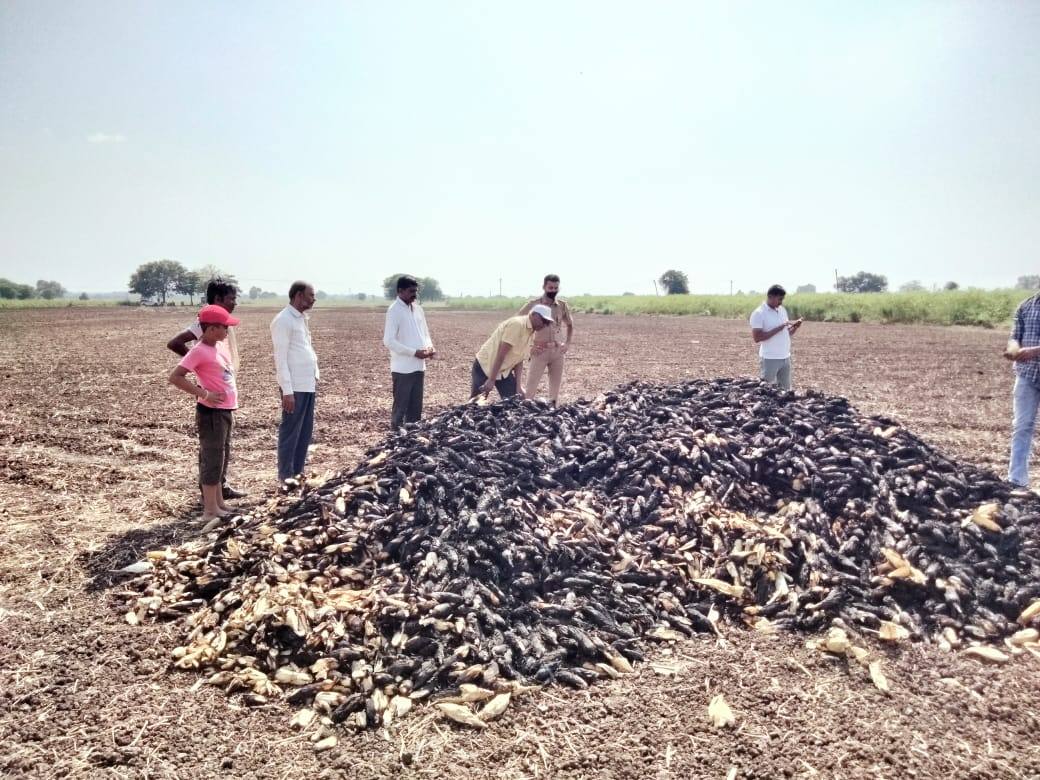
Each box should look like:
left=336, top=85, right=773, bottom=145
left=78, top=507, right=229, bottom=593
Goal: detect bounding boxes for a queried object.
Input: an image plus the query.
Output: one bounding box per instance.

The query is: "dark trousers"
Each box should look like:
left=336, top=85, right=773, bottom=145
left=278, top=391, right=316, bottom=481
left=470, top=359, right=517, bottom=399
left=391, top=371, right=425, bottom=428
left=196, top=406, right=233, bottom=486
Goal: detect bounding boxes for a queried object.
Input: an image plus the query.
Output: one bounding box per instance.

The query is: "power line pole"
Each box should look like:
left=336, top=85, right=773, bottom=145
left=652, top=279, right=660, bottom=296
left=729, top=280, right=733, bottom=296
left=498, top=278, right=502, bottom=297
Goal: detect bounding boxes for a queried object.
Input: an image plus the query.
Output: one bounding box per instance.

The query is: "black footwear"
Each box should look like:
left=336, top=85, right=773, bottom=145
left=222, top=485, right=247, bottom=500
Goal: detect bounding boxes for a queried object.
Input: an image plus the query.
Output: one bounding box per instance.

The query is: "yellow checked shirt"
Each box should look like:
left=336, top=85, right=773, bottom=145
left=475, top=315, right=535, bottom=379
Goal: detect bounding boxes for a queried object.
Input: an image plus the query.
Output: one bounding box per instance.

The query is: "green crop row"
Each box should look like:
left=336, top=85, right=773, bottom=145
left=1, top=290, right=1029, bottom=328
left=445, top=290, right=1027, bottom=328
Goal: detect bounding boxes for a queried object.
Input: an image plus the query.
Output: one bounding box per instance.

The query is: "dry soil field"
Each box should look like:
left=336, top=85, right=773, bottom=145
left=0, top=306, right=1037, bottom=780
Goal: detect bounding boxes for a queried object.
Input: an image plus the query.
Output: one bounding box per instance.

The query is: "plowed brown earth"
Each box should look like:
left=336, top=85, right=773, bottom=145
left=1, top=306, right=1037, bottom=780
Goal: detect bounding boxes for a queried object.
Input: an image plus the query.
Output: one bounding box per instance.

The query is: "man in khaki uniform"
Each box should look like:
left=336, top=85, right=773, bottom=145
left=518, top=274, right=574, bottom=404
left=472, top=305, right=553, bottom=399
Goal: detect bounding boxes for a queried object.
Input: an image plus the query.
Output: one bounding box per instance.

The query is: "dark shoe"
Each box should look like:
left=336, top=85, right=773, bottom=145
left=222, top=485, right=247, bottom=499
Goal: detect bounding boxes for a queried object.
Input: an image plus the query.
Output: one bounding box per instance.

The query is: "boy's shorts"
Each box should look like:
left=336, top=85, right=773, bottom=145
left=196, top=405, right=233, bottom=486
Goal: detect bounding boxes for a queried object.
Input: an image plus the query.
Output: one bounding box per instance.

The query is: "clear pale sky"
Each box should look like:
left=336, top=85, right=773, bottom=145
left=1, top=1, right=1038, bottom=296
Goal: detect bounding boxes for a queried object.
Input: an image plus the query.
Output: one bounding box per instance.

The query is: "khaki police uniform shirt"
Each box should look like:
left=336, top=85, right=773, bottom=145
left=475, top=315, right=535, bottom=379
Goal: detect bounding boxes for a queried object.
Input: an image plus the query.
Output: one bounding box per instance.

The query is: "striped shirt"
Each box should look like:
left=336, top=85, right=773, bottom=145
left=1012, top=294, right=1040, bottom=387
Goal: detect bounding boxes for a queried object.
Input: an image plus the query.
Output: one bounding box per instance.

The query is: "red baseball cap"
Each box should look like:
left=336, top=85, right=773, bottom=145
left=198, top=304, right=240, bottom=327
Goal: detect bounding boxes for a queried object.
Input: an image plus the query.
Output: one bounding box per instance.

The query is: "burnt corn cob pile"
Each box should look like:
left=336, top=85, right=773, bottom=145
left=124, top=378, right=1040, bottom=733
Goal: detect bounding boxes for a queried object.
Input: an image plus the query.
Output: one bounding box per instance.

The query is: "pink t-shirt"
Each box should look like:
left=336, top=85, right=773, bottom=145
left=178, top=341, right=238, bottom=410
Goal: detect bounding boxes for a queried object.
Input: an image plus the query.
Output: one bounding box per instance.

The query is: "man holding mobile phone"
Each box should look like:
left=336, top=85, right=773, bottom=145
left=749, top=284, right=802, bottom=391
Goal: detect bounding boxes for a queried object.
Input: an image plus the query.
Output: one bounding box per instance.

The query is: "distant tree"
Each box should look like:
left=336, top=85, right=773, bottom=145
left=899, top=280, right=925, bottom=292
left=944, top=281, right=959, bottom=291
left=419, top=277, right=444, bottom=302
left=78, top=292, right=89, bottom=301
left=795, top=283, right=817, bottom=294
left=659, top=270, right=690, bottom=295
left=0, top=278, right=34, bottom=299
left=316, top=290, right=328, bottom=300
left=1016, top=275, right=1040, bottom=290
left=260, top=290, right=278, bottom=299
left=356, top=292, right=367, bottom=301
left=195, top=264, right=238, bottom=288
left=36, top=279, right=66, bottom=299
left=128, top=259, right=187, bottom=304
left=248, top=285, right=262, bottom=300
left=622, top=291, right=635, bottom=296
left=836, top=271, right=888, bottom=293
left=174, top=270, right=203, bottom=304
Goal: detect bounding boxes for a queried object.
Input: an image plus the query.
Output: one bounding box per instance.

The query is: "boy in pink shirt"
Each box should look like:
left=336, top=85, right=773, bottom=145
left=168, top=305, right=240, bottom=523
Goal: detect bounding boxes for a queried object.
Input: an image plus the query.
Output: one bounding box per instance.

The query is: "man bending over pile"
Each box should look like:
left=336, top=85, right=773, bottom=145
left=471, top=306, right=553, bottom=400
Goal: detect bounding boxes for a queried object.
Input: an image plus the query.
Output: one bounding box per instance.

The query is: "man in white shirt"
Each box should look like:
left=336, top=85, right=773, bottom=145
left=383, top=275, right=436, bottom=428
left=749, top=284, right=803, bottom=391
left=270, top=281, right=319, bottom=482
